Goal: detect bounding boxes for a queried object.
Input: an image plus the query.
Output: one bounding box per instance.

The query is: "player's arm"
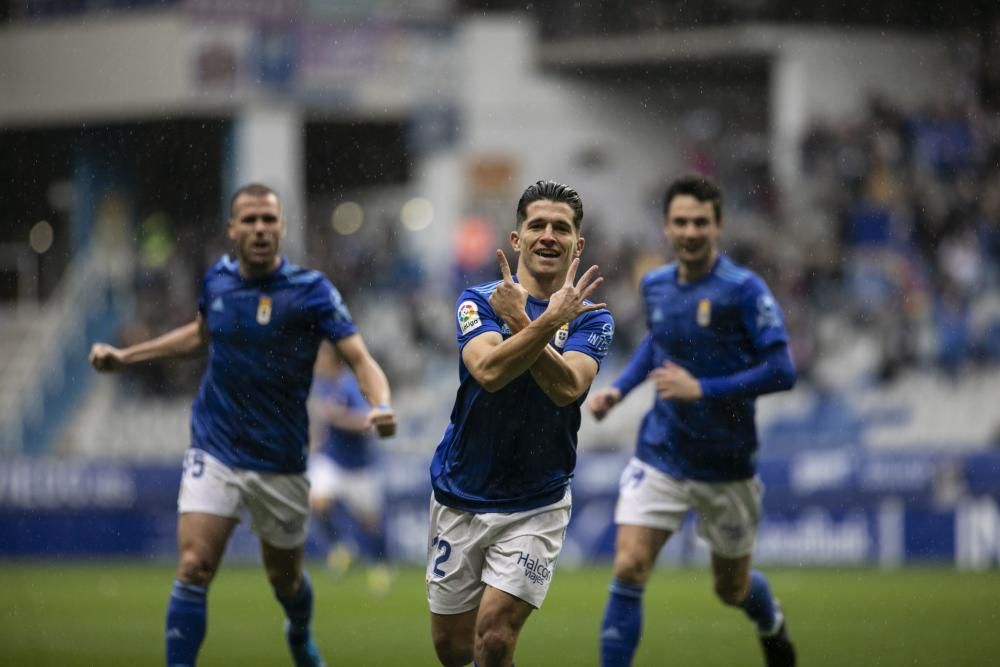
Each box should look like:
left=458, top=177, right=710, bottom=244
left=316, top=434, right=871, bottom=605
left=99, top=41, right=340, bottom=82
left=466, top=254, right=604, bottom=393
left=333, top=333, right=396, bottom=437
left=491, top=307, right=600, bottom=406
left=587, top=334, right=655, bottom=420
left=530, top=351, right=599, bottom=407
left=687, top=278, right=797, bottom=400
left=311, top=394, right=372, bottom=434
left=89, top=314, right=208, bottom=372
left=653, top=277, right=798, bottom=401
left=696, top=343, right=796, bottom=399
left=462, top=324, right=563, bottom=393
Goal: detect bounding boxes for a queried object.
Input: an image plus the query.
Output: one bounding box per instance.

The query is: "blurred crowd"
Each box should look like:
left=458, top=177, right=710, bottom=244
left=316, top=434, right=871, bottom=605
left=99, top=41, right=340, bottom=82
left=115, top=97, right=1000, bottom=400
left=798, top=97, right=1000, bottom=381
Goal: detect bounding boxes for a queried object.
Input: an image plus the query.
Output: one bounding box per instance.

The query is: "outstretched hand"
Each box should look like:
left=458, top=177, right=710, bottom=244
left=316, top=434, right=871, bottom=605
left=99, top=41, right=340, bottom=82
left=489, top=249, right=530, bottom=329
left=544, top=257, right=606, bottom=324
left=89, top=343, right=126, bottom=372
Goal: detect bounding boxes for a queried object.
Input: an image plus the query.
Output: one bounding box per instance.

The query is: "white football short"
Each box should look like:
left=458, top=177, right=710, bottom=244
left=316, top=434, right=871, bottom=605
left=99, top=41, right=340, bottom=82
left=426, top=490, right=572, bottom=614
left=307, top=453, right=384, bottom=518
left=615, top=457, right=763, bottom=559
left=177, top=449, right=310, bottom=549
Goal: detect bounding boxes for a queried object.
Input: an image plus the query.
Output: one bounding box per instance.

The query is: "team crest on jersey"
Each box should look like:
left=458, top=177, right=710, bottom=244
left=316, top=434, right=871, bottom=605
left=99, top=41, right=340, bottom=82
left=697, top=298, right=712, bottom=327
left=256, top=296, right=273, bottom=325
left=554, top=323, right=570, bottom=348
left=458, top=300, right=482, bottom=335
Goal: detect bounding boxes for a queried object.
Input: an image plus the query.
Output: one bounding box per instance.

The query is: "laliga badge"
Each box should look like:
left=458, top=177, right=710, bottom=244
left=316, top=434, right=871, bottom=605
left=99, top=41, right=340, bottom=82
left=697, top=298, right=711, bottom=327
left=458, top=300, right=482, bottom=334
left=257, top=295, right=273, bottom=325
left=554, top=323, right=569, bottom=348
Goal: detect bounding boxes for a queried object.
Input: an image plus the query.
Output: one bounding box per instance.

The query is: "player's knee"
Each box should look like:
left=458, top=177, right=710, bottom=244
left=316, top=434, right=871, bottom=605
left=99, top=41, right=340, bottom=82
left=177, top=551, right=218, bottom=586
left=612, top=551, right=654, bottom=584
left=713, top=577, right=749, bottom=606
left=431, top=631, right=473, bottom=667
left=475, top=625, right=516, bottom=663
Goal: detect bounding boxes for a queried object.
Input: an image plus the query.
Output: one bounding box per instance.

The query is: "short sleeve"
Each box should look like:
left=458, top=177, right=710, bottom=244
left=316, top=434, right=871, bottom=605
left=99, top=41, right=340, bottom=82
left=563, top=308, right=614, bottom=366
left=309, top=277, right=358, bottom=342
left=740, top=275, right=789, bottom=352
left=455, top=288, right=504, bottom=349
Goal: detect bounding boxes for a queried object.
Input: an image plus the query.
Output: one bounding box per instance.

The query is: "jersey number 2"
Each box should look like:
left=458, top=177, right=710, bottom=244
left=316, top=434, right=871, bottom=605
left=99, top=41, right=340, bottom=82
left=431, top=536, right=452, bottom=577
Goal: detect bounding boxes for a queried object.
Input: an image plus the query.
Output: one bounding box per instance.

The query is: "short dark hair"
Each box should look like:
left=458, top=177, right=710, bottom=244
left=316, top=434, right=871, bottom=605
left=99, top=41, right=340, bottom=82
left=663, top=174, right=722, bottom=221
left=230, top=183, right=280, bottom=218
left=516, top=180, right=584, bottom=230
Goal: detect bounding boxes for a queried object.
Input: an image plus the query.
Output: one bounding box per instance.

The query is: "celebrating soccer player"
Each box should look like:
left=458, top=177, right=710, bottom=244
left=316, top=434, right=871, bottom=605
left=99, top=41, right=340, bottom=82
left=89, top=183, right=397, bottom=667
left=427, top=180, right=614, bottom=667
left=589, top=174, right=797, bottom=667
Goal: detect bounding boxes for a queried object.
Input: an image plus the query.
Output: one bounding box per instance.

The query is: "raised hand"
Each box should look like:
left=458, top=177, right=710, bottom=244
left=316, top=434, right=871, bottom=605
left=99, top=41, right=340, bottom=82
left=543, top=257, right=606, bottom=325
left=489, top=249, right=530, bottom=329
left=89, top=343, right=126, bottom=372
left=650, top=361, right=703, bottom=401
left=586, top=387, right=622, bottom=421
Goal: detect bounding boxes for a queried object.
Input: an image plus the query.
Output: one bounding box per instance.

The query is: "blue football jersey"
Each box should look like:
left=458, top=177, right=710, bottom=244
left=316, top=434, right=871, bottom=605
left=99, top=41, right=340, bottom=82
left=190, top=256, right=357, bottom=473
left=632, top=256, right=789, bottom=481
left=430, top=280, right=615, bottom=513
left=313, top=373, right=375, bottom=470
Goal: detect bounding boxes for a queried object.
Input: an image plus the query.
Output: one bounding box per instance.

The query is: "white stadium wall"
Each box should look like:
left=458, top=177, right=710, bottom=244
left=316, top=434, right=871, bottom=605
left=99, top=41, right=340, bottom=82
left=0, top=12, right=195, bottom=123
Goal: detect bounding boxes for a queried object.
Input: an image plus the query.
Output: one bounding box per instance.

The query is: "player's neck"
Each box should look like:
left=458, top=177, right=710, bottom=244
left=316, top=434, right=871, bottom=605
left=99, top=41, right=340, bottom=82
left=516, top=270, right=561, bottom=301
left=677, top=251, right=718, bottom=284
left=238, top=255, right=281, bottom=280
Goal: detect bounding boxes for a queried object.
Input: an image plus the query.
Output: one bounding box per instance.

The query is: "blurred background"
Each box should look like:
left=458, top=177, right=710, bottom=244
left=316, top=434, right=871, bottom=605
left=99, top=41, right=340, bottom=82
left=3, top=0, right=1000, bottom=575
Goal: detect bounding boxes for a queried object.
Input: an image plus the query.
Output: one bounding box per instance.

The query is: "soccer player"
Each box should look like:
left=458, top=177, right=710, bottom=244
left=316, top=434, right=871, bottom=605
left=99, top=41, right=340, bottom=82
left=89, top=183, right=397, bottom=667
left=307, top=340, right=390, bottom=589
left=427, top=180, right=615, bottom=667
left=589, top=175, right=798, bottom=667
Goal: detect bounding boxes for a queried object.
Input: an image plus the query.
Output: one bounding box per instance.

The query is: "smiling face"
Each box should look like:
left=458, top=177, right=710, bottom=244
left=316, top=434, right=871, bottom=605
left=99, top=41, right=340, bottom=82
left=664, top=194, right=721, bottom=281
left=228, top=192, right=284, bottom=277
left=511, top=199, right=584, bottom=284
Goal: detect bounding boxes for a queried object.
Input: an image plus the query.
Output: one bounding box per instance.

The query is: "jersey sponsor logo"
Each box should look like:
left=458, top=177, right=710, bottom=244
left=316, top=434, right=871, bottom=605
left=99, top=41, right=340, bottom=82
left=457, top=300, right=482, bottom=335
left=210, top=297, right=224, bottom=312
left=697, top=298, right=712, bottom=327
left=256, top=296, right=273, bottom=325
left=554, top=323, right=569, bottom=348
left=517, top=551, right=552, bottom=586
left=756, top=294, right=780, bottom=330
left=587, top=321, right=613, bottom=352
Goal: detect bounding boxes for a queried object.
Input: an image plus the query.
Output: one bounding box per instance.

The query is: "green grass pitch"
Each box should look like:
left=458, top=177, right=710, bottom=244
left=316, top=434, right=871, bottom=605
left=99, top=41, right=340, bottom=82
left=2, top=562, right=999, bottom=666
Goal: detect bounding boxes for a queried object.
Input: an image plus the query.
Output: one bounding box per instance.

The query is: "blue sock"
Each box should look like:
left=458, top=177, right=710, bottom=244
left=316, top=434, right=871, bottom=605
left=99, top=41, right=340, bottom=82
left=165, top=580, right=207, bottom=667
left=740, top=570, right=780, bottom=634
left=600, top=578, right=644, bottom=667
left=276, top=571, right=314, bottom=642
